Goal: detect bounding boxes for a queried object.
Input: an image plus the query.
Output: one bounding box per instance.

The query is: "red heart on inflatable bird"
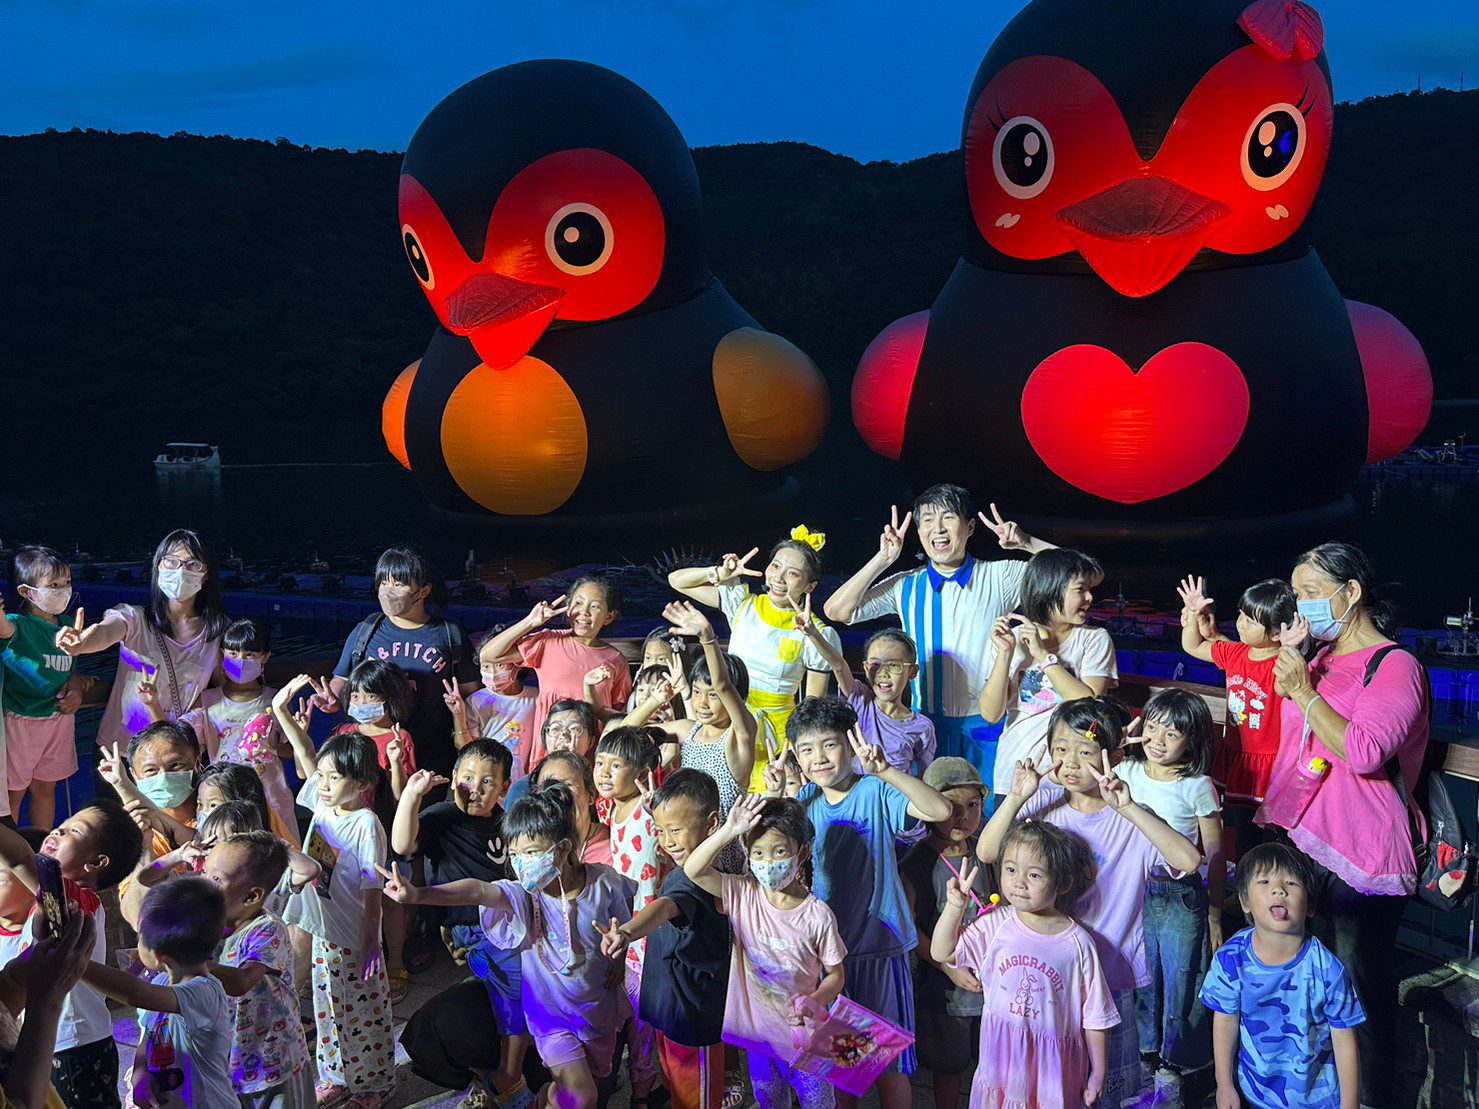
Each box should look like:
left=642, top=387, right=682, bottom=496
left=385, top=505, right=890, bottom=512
left=1020, top=343, right=1249, bottom=504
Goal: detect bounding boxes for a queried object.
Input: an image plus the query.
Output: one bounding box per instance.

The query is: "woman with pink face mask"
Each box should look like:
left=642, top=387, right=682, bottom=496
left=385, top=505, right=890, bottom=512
left=57, top=529, right=227, bottom=784
left=445, top=642, right=537, bottom=782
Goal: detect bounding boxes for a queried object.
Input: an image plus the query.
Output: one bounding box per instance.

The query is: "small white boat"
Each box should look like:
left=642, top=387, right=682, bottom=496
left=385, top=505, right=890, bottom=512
left=154, top=443, right=221, bottom=470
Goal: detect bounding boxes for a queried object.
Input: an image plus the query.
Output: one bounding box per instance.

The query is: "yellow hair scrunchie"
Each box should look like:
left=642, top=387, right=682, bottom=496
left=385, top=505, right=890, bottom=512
left=790, top=525, right=826, bottom=551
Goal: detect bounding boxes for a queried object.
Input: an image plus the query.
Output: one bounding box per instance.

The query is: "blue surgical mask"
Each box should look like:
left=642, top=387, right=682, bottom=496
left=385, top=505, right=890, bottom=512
left=512, top=847, right=560, bottom=892
left=750, top=857, right=798, bottom=892
left=1297, top=586, right=1350, bottom=642
left=347, top=700, right=386, bottom=724
left=138, top=770, right=195, bottom=810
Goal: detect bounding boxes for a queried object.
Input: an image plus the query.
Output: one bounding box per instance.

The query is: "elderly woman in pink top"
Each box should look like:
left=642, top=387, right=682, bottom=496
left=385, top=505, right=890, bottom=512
left=1262, top=542, right=1428, bottom=1109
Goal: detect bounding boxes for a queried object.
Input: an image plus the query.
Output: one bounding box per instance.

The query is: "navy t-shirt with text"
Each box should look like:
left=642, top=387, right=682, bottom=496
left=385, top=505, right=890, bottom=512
left=334, top=617, right=477, bottom=777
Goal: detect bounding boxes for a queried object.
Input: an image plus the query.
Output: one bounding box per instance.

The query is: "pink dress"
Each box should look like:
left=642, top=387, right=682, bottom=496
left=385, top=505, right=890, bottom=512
left=953, top=907, right=1119, bottom=1109
left=518, top=630, right=632, bottom=768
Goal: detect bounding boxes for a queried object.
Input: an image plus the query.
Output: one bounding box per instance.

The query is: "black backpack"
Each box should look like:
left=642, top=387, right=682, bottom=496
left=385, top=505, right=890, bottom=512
left=1363, top=645, right=1475, bottom=912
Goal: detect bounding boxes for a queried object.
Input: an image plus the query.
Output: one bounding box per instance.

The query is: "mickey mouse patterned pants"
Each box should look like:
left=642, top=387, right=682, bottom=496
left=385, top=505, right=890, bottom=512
left=312, top=938, right=396, bottom=1096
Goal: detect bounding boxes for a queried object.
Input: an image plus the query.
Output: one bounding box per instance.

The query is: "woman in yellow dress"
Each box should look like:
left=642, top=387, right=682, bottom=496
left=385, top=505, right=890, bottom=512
left=668, top=527, right=842, bottom=791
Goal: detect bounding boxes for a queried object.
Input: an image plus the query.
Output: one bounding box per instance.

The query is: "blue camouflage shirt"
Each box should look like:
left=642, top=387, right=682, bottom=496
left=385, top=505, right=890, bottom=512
left=1200, top=930, right=1365, bottom=1108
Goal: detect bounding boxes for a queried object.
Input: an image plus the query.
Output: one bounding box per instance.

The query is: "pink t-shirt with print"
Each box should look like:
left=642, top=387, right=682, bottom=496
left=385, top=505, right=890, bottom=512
left=954, top=906, right=1119, bottom=1109
left=719, top=873, right=847, bottom=1062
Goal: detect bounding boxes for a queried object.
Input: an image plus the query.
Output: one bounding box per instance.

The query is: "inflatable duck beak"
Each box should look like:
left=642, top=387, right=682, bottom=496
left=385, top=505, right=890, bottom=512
left=1056, top=177, right=1229, bottom=298
left=445, top=273, right=565, bottom=369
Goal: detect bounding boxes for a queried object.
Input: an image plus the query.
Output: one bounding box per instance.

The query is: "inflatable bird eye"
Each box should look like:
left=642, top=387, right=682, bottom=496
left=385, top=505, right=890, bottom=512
left=545, top=203, right=614, bottom=275
left=402, top=225, right=434, bottom=289
left=486, top=149, right=664, bottom=322
left=1240, top=102, right=1306, bottom=190
left=992, top=116, right=1055, bottom=200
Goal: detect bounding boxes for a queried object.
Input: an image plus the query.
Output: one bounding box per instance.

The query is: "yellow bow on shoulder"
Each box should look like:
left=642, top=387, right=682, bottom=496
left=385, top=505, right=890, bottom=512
left=790, top=525, right=826, bottom=551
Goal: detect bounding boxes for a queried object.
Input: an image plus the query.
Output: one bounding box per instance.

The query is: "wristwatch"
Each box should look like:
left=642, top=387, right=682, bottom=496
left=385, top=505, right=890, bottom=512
left=1037, top=654, right=1061, bottom=671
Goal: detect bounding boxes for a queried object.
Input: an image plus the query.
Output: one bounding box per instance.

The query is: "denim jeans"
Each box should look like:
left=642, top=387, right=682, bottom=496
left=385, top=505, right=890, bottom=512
left=1134, top=875, right=1212, bottom=1072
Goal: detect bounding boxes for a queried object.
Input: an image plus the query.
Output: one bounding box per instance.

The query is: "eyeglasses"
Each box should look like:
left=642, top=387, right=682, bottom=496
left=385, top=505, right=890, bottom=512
left=546, top=724, right=587, bottom=737
left=159, top=557, right=206, bottom=573
left=863, top=661, right=910, bottom=677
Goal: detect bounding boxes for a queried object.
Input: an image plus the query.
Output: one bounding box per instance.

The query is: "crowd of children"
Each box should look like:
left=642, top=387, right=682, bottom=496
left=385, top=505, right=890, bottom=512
left=0, top=484, right=1433, bottom=1109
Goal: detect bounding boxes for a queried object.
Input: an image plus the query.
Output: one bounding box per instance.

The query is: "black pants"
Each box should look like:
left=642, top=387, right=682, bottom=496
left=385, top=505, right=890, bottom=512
left=399, top=978, right=622, bottom=1101
left=53, top=1035, right=121, bottom=1109
left=1310, top=863, right=1409, bottom=1108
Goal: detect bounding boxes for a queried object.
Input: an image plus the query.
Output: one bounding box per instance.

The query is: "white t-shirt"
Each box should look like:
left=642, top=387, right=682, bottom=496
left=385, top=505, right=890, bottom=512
left=855, top=558, right=1028, bottom=719
left=1117, top=761, right=1220, bottom=875
left=295, top=775, right=386, bottom=950
left=97, top=604, right=221, bottom=750
left=466, top=687, right=538, bottom=779
left=25, top=900, right=111, bottom=1051
left=988, top=626, right=1118, bottom=798
left=717, top=581, right=841, bottom=698
left=137, top=973, right=235, bottom=1108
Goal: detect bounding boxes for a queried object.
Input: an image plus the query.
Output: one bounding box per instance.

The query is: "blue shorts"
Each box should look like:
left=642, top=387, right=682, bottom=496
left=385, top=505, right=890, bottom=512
left=841, top=951, right=917, bottom=1075
left=452, top=924, right=527, bottom=1037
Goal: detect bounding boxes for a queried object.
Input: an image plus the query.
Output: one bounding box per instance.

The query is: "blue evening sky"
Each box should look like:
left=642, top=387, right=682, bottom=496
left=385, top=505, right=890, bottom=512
left=2, top=0, right=1473, bottom=162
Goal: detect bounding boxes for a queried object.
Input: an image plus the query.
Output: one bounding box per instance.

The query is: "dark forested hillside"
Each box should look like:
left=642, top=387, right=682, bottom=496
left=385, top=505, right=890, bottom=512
left=1, top=88, right=1472, bottom=465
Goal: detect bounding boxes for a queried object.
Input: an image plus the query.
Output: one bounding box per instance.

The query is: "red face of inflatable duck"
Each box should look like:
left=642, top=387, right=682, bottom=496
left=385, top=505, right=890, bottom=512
left=400, top=152, right=668, bottom=368
left=964, top=0, right=1332, bottom=296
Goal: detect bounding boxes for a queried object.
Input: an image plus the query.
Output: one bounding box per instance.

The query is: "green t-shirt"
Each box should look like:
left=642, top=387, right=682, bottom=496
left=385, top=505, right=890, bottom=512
left=0, top=612, right=74, bottom=717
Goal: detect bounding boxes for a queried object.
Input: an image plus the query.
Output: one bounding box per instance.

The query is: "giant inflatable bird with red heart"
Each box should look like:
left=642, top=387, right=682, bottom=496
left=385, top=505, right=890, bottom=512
left=852, top=0, right=1432, bottom=536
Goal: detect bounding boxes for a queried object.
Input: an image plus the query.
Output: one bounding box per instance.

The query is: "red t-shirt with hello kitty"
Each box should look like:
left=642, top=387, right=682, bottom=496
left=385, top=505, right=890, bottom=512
left=1210, top=641, right=1283, bottom=803
left=596, top=797, right=668, bottom=973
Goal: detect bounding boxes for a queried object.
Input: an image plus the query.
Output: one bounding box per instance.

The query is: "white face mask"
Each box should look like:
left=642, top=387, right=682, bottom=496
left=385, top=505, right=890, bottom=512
left=157, top=567, right=204, bottom=602
left=22, top=585, right=72, bottom=615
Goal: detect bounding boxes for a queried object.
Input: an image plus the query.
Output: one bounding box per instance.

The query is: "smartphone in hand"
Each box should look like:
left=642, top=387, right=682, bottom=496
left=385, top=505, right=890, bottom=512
left=35, top=853, right=70, bottom=940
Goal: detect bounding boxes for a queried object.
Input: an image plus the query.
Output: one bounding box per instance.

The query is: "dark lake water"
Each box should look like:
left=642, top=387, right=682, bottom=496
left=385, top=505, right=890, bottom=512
left=5, top=406, right=1477, bottom=630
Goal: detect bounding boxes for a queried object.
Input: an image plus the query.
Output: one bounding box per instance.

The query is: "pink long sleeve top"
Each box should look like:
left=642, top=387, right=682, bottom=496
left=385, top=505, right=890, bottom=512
left=1264, top=643, right=1429, bottom=895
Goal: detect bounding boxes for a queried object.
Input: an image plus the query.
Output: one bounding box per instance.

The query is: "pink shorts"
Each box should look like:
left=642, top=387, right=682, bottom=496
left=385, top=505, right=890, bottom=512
left=535, top=1025, right=619, bottom=1077
left=5, top=712, right=78, bottom=788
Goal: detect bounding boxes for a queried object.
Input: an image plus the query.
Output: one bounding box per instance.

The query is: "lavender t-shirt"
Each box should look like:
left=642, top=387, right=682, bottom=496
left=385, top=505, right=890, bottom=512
left=1019, top=786, right=1174, bottom=990
left=480, top=865, right=634, bottom=1045
left=846, top=679, right=937, bottom=776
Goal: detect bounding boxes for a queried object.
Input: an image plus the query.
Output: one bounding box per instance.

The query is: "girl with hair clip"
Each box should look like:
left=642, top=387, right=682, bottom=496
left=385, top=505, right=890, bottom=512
left=668, top=529, right=843, bottom=791
left=57, top=528, right=227, bottom=760
left=684, top=794, right=847, bottom=1109
left=980, top=548, right=1118, bottom=804
left=978, top=698, right=1202, bottom=1109
left=479, top=573, right=633, bottom=770
left=271, top=676, right=395, bottom=1106
left=1116, top=689, right=1224, bottom=1091
left=382, top=783, right=634, bottom=1109
left=933, top=820, right=1117, bottom=1109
